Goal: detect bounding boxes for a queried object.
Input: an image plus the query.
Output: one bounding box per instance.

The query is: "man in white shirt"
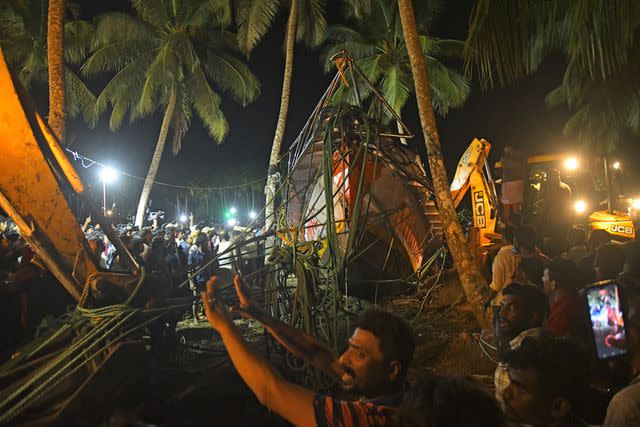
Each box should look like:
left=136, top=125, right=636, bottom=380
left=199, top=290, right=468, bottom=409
left=487, top=226, right=518, bottom=305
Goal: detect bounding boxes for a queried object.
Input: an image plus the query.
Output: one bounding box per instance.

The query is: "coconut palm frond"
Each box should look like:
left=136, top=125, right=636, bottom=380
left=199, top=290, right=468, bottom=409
left=235, top=0, right=282, bottom=53
left=184, top=0, right=231, bottom=30
left=64, top=68, right=97, bottom=125
left=64, top=20, right=93, bottom=65
left=131, top=0, right=170, bottom=28
left=203, top=51, right=261, bottom=106
left=187, top=64, right=228, bottom=142
left=297, top=0, right=327, bottom=48
left=464, top=0, right=558, bottom=88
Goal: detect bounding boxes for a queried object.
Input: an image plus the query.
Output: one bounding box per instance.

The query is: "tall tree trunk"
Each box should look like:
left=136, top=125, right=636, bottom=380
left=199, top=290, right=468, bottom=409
left=135, top=86, right=177, bottom=227
left=264, top=0, right=298, bottom=255
left=47, top=0, right=65, bottom=144
left=397, top=0, right=489, bottom=329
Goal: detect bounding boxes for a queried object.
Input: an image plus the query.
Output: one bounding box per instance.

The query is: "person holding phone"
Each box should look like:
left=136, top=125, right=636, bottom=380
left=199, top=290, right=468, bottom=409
left=603, top=295, right=640, bottom=426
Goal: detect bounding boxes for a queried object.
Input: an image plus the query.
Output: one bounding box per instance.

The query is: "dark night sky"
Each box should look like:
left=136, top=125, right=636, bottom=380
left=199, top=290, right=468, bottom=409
left=58, top=0, right=632, bottom=216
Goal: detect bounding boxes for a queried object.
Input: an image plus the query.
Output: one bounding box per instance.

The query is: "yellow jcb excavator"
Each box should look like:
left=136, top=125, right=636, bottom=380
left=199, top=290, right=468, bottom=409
left=451, top=138, right=638, bottom=261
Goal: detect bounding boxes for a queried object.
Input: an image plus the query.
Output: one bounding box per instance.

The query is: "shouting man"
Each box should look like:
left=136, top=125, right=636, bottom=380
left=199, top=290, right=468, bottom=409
left=201, top=275, right=415, bottom=427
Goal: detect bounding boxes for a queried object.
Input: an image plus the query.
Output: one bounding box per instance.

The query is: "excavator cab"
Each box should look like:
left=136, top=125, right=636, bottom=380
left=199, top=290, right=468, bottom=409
left=495, top=153, right=638, bottom=241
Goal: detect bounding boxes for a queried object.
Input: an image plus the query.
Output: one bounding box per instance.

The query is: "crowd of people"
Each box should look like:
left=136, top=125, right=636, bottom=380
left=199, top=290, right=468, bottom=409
left=0, top=212, right=258, bottom=353
left=3, top=177, right=640, bottom=426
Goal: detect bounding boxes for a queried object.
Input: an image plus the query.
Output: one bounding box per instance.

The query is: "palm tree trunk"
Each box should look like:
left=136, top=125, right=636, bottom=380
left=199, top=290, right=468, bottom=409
left=397, top=0, right=489, bottom=329
left=264, top=0, right=298, bottom=254
left=135, top=86, right=177, bottom=227
left=47, top=0, right=65, bottom=144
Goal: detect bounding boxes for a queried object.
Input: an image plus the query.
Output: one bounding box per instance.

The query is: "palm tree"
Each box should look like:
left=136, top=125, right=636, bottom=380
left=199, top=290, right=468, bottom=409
left=464, top=0, right=640, bottom=150
left=322, top=0, right=470, bottom=136
left=0, top=0, right=96, bottom=126
left=83, top=0, right=260, bottom=227
left=47, top=0, right=65, bottom=143
left=397, top=0, right=489, bottom=328
left=235, top=0, right=326, bottom=248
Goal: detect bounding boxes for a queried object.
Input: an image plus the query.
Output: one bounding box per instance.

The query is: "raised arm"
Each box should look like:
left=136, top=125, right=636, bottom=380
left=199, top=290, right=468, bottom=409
left=230, top=275, right=346, bottom=383
left=202, top=277, right=316, bottom=427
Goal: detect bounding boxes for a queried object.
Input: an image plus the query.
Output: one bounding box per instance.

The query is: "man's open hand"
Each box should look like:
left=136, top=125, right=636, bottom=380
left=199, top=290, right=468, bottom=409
left=201, top=276, right=233, bottom=331
left=230, top=274, right=262, bottom=320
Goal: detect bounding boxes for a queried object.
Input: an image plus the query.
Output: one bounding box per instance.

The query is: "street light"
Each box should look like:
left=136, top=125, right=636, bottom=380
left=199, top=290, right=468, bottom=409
left=99, top=166, right=117, bottom=215
left=179, top=214, right=188, bottom=223
left=249, top=211, right=257, bottom=220
left=612, top=161, right=621, bottom=170
left=230, top=207, right=237, bottom=215
left=227, top=218, right=237, bottom=227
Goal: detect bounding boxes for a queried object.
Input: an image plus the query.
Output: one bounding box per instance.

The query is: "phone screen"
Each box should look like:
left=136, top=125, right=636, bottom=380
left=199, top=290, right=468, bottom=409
left=586, top=282, right=628, bottom=360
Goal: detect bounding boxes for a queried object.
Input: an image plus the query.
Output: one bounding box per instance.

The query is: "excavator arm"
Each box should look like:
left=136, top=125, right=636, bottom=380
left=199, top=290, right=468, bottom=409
left=450, top=138, right=500, bottom=247
left=0, top=48, right=139, bottom=304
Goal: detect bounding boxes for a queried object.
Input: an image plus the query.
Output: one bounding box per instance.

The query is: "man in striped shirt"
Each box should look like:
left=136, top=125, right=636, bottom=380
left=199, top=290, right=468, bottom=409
left=201, top=275, right=415, bottom=426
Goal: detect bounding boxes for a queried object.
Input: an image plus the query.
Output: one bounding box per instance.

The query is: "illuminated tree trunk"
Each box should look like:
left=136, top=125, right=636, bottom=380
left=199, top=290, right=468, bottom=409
left=135, top=86, right=177, bottom=227
left=264, top=0, right=298, bottom=257
left=47, top=0, right=65, bottom=143
left=397, top=0, right=489, bottom=328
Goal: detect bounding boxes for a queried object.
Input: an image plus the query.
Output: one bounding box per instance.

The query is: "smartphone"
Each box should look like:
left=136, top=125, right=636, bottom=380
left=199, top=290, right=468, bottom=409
left=585, top=281, right=628, bottom=360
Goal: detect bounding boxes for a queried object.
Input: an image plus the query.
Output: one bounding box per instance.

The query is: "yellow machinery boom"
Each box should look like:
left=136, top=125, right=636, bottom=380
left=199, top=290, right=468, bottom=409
left=0, top=48, right=139, bottom=304
left=450, top=138, right=500, bottom=251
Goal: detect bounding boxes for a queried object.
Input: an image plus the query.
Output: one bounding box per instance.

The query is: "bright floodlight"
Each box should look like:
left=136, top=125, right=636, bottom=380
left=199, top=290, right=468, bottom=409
left=179, top=214, right=188, bottom=223
left=564, top=157, right=579, bottom=171
left=230, top=207, right=237, bottom=215
left=613, top=161, right=621, bottom=170
left=227, top=218, right=237, bottom=227
left=249, top=211, right=257, bottom=219
left=106, top=209, right=113, bottom=216
left=100, top=166, right=118, bottom=183
left=574, top=200, right=587, bottom=214
left=633, top=199, right=640, bottom=210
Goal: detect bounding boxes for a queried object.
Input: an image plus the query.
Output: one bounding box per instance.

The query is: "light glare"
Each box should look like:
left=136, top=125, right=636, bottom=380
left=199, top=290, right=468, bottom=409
left=100, top=166, right=118, bottom=184
left=249, top=211, right=257, bottom=219
left=227, top=218, right=237, bottom=227
left=564, top=157, right=579, bottom=171
left=574, top=200, right=587, bottom=214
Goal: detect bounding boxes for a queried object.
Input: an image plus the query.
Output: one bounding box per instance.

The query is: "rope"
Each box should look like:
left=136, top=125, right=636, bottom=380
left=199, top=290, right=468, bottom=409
left=65, top=149, right=266, bottom=191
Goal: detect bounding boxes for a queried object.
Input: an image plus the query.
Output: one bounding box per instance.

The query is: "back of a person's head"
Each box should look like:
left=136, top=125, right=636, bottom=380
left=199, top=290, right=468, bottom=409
left=567, top=227, right=587, bottom=247
left=516, top=226, right=538, bottom=251
left=397, top=375, right=505, bottom=427
left=504, top=335, right=590, bottom=416
left=195, top=234, right=209, bottom=247
left=356, top=310, right=415, bottom=380
left=502, top=226, right=515, bottom=244
left=502, top=282, right=549, bottom=320
left=139, top=226, right=151, bottom=238
left=509, top=213, right=523, bottom=227
left=548, top=257, right=581, bottom=290
left=595, top=242, right=625, bottom=280
left=220, top=231, right=230, bottom=241
left=589, top=229, right=611, bottom=250
left=519, top=256, right=545, bottom=288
